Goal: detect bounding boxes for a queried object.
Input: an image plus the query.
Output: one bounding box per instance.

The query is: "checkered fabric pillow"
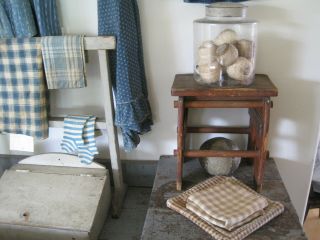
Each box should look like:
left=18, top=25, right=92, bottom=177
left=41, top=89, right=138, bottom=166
left=186, top=178, right=268, bottom=230
left=167, top=176, right=284, bottom=240
left=0, top=38, right=48, bottom=139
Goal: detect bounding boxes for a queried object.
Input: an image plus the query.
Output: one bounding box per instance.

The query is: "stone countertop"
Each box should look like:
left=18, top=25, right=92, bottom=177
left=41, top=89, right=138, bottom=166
left=141, top=156, right=307, bottom=240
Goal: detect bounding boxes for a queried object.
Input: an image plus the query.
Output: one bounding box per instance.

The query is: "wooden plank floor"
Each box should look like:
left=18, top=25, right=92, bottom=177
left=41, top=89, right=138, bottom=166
left=304, top=209, right=320, bottom=240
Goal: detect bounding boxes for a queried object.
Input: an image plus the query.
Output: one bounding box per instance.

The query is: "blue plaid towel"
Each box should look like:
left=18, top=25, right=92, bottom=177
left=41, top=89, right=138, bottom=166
left=0, top=38, right=48, bottom=139
left=98, top=0, right=153, bottom=151
left=41, top=36, right=87, bottom=89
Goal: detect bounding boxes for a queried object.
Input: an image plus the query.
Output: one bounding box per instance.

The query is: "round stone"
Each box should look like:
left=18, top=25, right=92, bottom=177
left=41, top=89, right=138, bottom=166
left=199, top=137, right=241, bottom=176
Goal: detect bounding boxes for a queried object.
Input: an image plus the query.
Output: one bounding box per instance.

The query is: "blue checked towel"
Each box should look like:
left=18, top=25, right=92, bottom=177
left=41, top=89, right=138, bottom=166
left=41, top=36, right=86, bottom=89
left=0, top=38, right=48, bottom=139
left=98, top=0, right=153, bottom=151
left=0, top=0, right=60, bottom=38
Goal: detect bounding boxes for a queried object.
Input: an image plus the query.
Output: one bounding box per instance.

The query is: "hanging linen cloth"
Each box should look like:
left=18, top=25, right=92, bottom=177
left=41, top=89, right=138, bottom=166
left=41, top=36, right=86, bottom=89
left=0, top=38, right=48, bottom=139
left=0, top=0, right=61, bottom=38
left=98, top=0, right=153, bottom=151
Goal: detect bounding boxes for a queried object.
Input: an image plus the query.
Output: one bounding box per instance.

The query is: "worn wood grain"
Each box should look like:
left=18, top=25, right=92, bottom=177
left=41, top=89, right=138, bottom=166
left=171, top=74, right=278, bottom=97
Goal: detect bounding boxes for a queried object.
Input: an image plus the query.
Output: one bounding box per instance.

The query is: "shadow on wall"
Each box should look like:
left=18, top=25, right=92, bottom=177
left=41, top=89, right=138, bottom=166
left=250, top=3, right=320, bottom=221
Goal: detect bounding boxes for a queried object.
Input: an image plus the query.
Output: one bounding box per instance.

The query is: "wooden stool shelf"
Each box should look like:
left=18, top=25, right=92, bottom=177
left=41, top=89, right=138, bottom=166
left=171, top=73, right=278, bottom=192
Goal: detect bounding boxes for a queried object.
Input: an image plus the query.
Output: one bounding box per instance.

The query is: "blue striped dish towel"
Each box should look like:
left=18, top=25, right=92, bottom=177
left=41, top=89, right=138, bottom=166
left=61, top=115, right=98, bottom=165
left=0, top=38, right=48, bottom=139
left=41, top=36, right=86, bottom=89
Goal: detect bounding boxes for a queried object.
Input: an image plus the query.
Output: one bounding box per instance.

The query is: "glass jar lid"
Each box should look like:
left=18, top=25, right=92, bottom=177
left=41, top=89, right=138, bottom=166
left=206, top=2, right=247, bottom=18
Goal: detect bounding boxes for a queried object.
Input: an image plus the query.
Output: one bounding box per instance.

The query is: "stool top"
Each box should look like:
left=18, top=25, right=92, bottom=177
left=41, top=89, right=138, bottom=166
left=171, top=74, right=278, bottom=98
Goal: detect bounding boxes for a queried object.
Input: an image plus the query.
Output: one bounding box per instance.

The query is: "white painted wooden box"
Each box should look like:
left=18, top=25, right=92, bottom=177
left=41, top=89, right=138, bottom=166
left=0, top=154, right=111, bottom=240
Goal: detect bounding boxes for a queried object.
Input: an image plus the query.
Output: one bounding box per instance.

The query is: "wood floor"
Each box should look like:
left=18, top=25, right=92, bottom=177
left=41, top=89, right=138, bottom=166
left=304, top=208, right=320, bottom=240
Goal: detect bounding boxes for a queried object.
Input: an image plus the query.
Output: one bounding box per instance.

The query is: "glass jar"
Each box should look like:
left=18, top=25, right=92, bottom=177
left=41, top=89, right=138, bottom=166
left=194, top=3, right=257, bottom=86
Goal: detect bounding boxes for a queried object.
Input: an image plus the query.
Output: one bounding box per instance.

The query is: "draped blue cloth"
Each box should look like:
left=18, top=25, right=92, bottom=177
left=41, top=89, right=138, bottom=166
left=184, top=0, right=247, bottom=3
left=0, top=0, right=61, bottom=38
left=0, top=0, right=13, bottom=38
left=32, top=0, right=61, bottom=36
left=3, top=0, right=37, bottom=37
left=98, top=0, right=153, bottom=151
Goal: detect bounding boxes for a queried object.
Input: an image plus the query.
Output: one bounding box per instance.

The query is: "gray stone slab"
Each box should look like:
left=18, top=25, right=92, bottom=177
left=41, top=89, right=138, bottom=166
left=142, top=156, right=307, bottom=240
left=123, top=187, right=152, bottom=210
left=100, top=187, right=151, bottom=240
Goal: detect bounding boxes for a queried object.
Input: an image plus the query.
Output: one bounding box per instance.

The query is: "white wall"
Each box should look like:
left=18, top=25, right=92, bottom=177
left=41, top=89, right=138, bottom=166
left=0, top=0, right=319, bottom=222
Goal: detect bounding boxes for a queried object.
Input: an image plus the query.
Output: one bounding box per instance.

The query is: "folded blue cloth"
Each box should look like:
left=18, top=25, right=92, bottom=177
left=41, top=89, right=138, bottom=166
left=98, top=0, right=153, bottom=151
left=32, top=0, right=61, bottom=36
left=41, top=36, right=86, bottom=89
left=0, top=38, right=48, bottom=139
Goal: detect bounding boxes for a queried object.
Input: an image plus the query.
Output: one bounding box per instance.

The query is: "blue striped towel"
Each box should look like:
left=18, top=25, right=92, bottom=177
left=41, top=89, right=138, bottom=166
left=0, top=38, right=48, bottom=139
left=61, top=115, right=98, bottom=165
left=41, top=36, right=87, bottom=89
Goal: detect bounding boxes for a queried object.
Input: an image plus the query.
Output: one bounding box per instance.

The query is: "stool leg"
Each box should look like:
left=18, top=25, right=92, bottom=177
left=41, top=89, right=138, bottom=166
left=246, top=109, right=257, bottom=164
left=254, top=100, right=271, bottom=192
left=177, top=97, right=185, bottom=191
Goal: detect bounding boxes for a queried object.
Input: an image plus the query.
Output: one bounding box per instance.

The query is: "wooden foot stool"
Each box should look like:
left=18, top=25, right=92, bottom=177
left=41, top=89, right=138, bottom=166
left=171, top=74, right=278, bottom=192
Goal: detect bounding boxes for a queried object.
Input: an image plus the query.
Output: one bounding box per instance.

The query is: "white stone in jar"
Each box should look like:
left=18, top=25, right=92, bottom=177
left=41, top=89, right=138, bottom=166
left=196, top=61, right=221, bottom=84
left=214, top=29, right=237, bottom=45
left=216, top=43, right=238, bottom=67
left=226, top=57, right=253, bottom=82
left=198, top=41, right=217, bottom=65
left=235, top=39, right=255, bottom=59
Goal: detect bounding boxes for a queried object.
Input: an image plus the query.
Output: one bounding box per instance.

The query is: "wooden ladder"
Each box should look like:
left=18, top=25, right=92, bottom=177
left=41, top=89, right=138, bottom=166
left=48, top=36, right=126, bottom=217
